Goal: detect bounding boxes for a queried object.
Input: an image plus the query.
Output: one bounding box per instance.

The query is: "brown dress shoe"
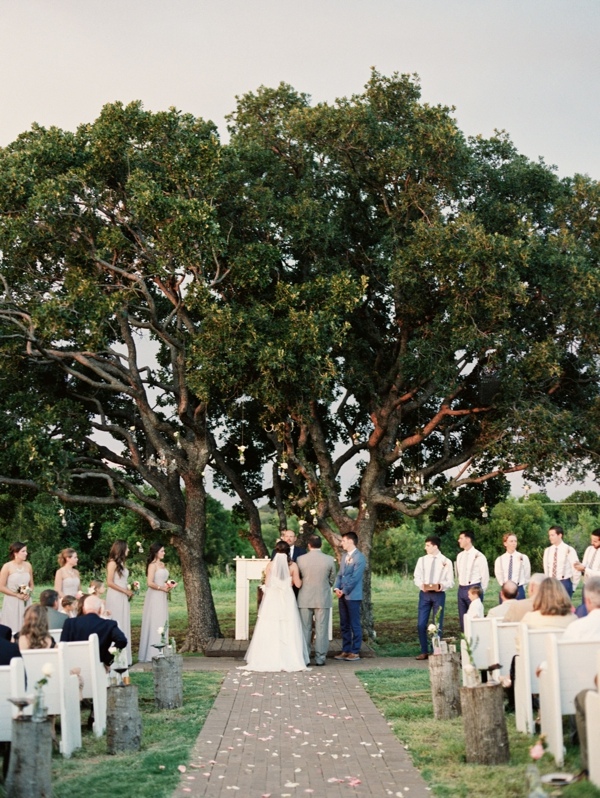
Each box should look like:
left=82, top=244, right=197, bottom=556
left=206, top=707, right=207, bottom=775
left=345, top=653, right=361, bottom=661
left=333, top=652, right=349, bottom=660
left=415, top=653, right=429, bottom=660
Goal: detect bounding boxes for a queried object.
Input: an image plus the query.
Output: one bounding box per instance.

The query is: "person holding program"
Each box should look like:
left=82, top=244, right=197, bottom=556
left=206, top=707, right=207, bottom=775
left=242, top=540, right=309, bottom=672
left=333, top=532, right=366, bottom=662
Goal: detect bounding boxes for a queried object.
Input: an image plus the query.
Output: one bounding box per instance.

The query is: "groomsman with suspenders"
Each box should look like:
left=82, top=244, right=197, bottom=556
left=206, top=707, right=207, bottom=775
left=413, top=535, right=454, bottom=660
left=542, top=525, right=581, bottom=598
left=456, top=530, right=489, bottom=632
left=573, top=528, right=600, bottom=616
left=494, top=533, right=531, bottom=600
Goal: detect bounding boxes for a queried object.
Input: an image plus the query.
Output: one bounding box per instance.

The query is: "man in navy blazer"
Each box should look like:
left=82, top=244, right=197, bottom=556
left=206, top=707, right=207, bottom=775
left=61, top=595, right=127, bottom=668
left=0, top=623, right=20, bottom=666
left=333, top=532, right=366, bottom=661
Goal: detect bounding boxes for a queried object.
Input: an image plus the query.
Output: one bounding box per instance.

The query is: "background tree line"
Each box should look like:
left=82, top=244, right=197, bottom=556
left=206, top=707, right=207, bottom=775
left=3, top=486, right=599, bottom=585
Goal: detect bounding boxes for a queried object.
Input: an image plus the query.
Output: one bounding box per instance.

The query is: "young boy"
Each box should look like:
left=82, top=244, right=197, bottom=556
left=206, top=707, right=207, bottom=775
left=466, top=585, right=484, bottom=619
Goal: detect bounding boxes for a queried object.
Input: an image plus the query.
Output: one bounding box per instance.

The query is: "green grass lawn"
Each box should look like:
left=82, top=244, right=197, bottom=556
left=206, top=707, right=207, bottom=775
left=361, top=668, right=600, bottom=798
left=4, top=575, right=595, bottom=797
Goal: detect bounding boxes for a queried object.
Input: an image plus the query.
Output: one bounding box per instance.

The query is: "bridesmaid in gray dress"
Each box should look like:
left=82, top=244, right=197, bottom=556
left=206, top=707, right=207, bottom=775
left=0, top=542, right=34, bottom=636
left=138, top=542, right=175, bottom=662
left=54, top=548, right=82, bottom=600
left=105, top=540, right=135, bottom=666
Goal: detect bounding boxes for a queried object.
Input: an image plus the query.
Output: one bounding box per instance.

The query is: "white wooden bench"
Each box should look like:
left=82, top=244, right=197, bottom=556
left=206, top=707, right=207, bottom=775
left=538, top=636, right=600, bottom=765
left=461, top=616, right=495, bottom=683
left=0, top=658, right=25, bottom=743
left=514, top=625, right=566, bottom=734
left=59, top=634, right=107, bottom=737
left=586, top=652, right=600, bottom=788
left=15, top=647, right=82, bottom=757
left=494, top=620, right=519, bottom=677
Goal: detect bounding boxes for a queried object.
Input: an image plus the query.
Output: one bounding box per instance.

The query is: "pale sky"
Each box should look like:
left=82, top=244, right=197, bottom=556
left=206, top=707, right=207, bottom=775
left=1, top=0, right=599, bottom=499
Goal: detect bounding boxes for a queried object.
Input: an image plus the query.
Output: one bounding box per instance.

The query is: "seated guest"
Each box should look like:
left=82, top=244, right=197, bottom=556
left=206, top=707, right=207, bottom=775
left=61, top=594, right=126, bottom=668
left=487, top=580, right=519, bottom=619
left=504, top=573, right=546, bottom=622
left=562, top=576, right=600, bottom=642
left=18, top=604, right=55, bottom=651
left=39, top=589, right=67, bottom=630
left=562, top=577, right=600, bottom=775
left=61, top=595, right=77, bottom=617
left=0, top=623, right=20, bottom=665
left=521, top=577, right=576, bottom=631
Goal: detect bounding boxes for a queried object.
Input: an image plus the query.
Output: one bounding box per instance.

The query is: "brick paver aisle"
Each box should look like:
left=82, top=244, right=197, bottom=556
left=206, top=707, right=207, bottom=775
left=172, top=666, right=431, bottom=798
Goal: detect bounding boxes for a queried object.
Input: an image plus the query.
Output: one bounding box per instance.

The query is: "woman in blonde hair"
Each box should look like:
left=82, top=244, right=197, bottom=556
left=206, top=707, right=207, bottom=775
left=54, top=548, right=82, bottom=600
left=18, top=604, right=55, bottom=651
left=521, top=577, right=576, bottom=630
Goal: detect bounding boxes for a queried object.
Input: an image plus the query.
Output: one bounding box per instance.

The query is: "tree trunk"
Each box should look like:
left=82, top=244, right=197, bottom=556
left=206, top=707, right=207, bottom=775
left=107, top=685, right=142, bottom=753
left=153, top=655, right=183, bottom=709
left=6, top=719, right=52, bottom=797
left=460, top=684, right=509, bottom=764
left=173, top=476, right=221, bottom=650
left=429, top=653, right=461, bottom=719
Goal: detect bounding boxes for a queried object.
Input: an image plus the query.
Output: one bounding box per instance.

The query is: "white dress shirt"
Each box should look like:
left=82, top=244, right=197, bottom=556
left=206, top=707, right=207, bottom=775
left=494, top=551, right=531, bottom=587
left=456, top=547, right=490, bottom=590
left=580, top=545, right=600, bottom=581
left=561, top=608, right=600, bottom=641
left=413, top=554, right=454, bottom=591
left=542, top=541, right=581, bottom=587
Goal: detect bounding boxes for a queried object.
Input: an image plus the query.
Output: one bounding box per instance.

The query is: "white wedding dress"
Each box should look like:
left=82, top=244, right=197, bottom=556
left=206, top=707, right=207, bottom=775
left=242, top=553, right=309, bottom=672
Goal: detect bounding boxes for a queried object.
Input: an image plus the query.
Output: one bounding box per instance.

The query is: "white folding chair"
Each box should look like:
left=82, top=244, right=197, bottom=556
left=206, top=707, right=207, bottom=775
left=0, top=658, right=26, bottom=742
left=16, top=647, right=82, bottom=757
left=461, top=616, right=496, bottom=683
left=59, top=634, right=107, bottom=737
left=586, top=652, right=600, bottom=788
left=538, top=635, right=600, bottom=765
left=493, top=621, right=519, bottom=677
left=514, top=625, right=566, bottom=734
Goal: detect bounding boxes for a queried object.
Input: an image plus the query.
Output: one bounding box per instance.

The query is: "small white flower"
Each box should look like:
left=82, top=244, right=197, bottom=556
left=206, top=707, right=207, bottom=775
left=427, top=623, right=437, bottom=634
left=42, top=663, right=54, bottom=678
left=58, top=508, right=65, bottom=516
left=157, top=626, right=164, bottom=635
left=129, top=425, right=136, bottom=431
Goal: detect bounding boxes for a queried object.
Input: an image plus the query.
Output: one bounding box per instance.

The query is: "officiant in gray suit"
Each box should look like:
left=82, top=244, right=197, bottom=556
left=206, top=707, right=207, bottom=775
left=297, top=534, right=336, bottom=666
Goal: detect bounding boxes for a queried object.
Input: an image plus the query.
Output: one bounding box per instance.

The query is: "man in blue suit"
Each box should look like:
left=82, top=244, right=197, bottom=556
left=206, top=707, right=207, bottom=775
left=333, top=532, right=366, bottom=661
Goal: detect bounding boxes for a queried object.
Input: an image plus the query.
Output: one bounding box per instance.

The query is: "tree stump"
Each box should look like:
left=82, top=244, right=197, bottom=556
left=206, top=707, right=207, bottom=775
left=107, top=684, right=142, bottom=754
left=429, top=652, right=462, bottom=719
left=153, top=654, right=183, bottom=709
left=460, top=683, right=510, bottom=764
left=5, top=718, right=52, bottom=797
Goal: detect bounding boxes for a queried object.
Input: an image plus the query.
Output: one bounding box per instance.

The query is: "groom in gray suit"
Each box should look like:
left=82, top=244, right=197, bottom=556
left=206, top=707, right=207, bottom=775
left=297, top=534, right=336, bottom=666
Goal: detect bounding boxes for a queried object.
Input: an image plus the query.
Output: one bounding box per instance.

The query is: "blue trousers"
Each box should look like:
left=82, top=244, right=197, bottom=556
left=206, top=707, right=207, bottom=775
left=560, top=578, right=573, bottom=598
left=417, top=591, right=446, bottom=654
left=458, top=583, right=483, bottom=632
left=338, top=596, right=362, bottom=654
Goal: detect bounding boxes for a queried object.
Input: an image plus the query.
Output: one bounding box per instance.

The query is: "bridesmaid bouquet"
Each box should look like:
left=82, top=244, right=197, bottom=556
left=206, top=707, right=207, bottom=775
left=165, top=579, right=177, bottom=601
left=127, top=580, right=141, bottom=602
left=18, top=585, right=33, bottom=599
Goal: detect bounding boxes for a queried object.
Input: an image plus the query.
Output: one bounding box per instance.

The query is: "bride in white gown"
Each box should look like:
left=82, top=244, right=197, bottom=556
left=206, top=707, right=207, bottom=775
left=243, top=541, right=309, bottom=672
